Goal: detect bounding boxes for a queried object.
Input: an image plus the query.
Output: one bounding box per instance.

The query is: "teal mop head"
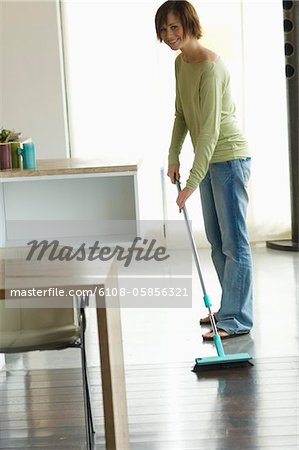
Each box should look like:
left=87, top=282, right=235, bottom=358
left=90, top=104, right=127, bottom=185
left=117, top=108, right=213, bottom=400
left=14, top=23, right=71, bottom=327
left=193, top=352, right=253, bottom=372
left=193, top=334, right=253, bottom=372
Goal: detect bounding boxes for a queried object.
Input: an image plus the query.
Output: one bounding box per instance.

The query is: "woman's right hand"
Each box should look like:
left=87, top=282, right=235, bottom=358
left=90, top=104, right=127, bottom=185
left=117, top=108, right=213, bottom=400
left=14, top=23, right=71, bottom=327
left=167, top=164, right=180, bottom=184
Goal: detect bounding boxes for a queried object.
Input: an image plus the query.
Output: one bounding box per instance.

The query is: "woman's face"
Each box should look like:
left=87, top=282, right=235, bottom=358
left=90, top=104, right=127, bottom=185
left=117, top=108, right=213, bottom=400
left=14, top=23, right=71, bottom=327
left=160, top=13, right=190, bottom=51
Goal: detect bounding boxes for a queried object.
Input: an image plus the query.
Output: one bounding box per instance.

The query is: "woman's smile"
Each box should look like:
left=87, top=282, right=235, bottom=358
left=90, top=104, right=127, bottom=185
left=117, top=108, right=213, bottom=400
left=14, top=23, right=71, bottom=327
left=167, top=37, right=180, bottom=47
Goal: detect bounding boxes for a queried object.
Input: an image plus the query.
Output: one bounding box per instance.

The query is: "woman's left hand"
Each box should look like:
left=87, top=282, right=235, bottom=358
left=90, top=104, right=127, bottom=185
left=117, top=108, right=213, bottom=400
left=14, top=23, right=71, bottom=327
left=176, top=187, right=194, bottom=212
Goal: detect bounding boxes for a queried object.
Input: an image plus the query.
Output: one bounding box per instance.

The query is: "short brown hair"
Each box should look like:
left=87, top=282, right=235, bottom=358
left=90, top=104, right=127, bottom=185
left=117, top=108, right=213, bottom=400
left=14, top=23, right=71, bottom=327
left=155, top=0, right=203, bottom=42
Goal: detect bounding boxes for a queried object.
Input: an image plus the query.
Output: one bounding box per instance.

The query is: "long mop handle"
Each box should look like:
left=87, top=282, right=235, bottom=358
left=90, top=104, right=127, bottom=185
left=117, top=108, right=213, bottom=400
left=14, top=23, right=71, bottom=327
left=176, top=180, right=225, bottom=355
left=176, top=183, right=207, bottom=296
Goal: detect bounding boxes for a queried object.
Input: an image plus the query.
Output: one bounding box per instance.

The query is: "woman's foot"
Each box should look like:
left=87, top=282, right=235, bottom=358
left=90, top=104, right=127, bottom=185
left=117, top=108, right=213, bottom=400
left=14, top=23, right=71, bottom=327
left=202, top=328, right=250, bottom=341
left=199, top=314, right=218, bottom=325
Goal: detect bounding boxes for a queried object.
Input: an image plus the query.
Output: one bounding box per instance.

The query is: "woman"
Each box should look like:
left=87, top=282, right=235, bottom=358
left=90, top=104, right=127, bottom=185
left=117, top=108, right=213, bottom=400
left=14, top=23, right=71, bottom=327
left=155, top=0, right=253, bottom=340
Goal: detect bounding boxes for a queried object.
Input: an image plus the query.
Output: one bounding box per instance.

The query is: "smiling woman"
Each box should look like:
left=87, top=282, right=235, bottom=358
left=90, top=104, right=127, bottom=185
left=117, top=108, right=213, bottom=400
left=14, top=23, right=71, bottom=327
left=155, top=0, right=202, bottom=44
left=155, top=0, right=254, bottom=340
left=159, top=16, right=184, bottom=50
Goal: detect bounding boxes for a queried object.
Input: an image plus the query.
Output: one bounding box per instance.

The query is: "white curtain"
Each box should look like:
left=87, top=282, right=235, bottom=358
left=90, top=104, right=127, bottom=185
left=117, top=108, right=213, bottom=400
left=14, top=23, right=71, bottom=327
left=61, top=0, right=291, bottom=245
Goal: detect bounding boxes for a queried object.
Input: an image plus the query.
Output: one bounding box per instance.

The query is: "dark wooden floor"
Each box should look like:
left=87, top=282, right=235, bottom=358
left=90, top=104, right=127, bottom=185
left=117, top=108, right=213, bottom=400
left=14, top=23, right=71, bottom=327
left=1, top=248, right=298, bottom=449
left=0, top=355, right=298, bottom=450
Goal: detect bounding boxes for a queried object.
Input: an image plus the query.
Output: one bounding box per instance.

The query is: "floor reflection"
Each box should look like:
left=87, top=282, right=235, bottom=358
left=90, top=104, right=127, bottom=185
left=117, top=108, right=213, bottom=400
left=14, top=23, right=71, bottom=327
left=193, top=361, right=258, bottom=449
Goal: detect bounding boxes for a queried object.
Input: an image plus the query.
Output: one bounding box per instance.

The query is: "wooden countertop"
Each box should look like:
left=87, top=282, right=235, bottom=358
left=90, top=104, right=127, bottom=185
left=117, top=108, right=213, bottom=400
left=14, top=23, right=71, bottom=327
left=0, top=157, right=140, bottom=178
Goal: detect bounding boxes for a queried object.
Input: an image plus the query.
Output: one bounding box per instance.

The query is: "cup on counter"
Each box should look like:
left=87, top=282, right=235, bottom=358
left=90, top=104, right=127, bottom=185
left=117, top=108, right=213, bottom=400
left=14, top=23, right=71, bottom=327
left=0, top=143, right=12, bottom=170
left=18, top=142, right=36, bottom=169
left=10, top=142, right=22, bottom=168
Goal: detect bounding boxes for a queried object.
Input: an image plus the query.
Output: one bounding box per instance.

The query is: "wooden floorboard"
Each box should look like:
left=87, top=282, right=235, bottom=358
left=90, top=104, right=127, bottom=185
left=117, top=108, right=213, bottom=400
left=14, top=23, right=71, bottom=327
left=0, top=356, right=298, bottom=449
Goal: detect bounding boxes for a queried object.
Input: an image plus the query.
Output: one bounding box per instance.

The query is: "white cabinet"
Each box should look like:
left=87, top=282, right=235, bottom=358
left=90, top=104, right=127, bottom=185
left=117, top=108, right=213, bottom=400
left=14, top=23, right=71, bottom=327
left=0, top=158, right=140, bottom=246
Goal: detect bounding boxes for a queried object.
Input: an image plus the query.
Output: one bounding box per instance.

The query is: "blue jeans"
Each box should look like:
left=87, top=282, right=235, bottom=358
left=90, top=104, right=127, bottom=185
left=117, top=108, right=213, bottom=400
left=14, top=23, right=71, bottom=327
left=199, top=158, right=253, bottom=334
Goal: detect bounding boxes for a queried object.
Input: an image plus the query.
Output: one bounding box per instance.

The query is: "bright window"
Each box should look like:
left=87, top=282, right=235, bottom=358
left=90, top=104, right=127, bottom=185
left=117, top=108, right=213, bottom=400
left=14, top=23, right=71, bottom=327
left=61, top=0, right=290, bottom=242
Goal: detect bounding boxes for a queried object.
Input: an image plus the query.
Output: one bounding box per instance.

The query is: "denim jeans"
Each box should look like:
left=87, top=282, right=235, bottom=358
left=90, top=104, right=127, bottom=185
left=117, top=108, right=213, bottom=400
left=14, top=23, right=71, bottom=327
left=199, top=158, right=253, bottom=334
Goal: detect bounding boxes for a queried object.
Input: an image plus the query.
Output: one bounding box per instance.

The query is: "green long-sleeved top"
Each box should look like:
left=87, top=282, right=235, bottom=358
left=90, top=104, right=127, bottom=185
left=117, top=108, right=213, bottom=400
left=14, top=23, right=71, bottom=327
left=168, top=54, right=250, bottom=190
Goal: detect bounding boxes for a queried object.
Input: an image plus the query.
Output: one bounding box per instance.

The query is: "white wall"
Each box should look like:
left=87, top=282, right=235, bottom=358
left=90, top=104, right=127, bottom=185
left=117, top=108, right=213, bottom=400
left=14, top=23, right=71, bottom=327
left=1, top=0, right=69, bottom=159
left=0, top=2, right=4, bottom=370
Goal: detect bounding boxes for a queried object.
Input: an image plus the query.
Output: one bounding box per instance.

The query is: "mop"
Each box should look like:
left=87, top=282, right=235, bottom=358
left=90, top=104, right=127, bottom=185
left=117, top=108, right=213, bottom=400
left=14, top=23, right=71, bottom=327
left=176, top=180, right=253, bottom=371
